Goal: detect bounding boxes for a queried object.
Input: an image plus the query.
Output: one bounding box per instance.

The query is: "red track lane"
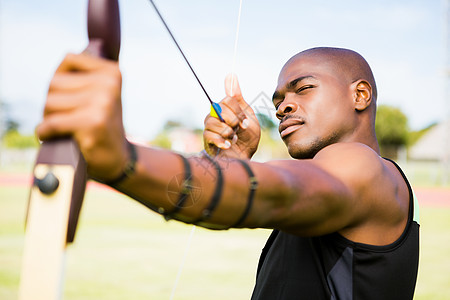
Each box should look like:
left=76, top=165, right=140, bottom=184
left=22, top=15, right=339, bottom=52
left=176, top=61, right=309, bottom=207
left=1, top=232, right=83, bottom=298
left=0, top=173, right=449, bottom=207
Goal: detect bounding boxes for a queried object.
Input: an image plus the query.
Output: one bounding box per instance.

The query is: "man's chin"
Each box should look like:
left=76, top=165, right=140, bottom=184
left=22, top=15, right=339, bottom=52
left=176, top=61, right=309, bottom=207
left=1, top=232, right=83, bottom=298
left=285, top=131, right=341, bottom=159
left=286, top=141, right=322, bottom=160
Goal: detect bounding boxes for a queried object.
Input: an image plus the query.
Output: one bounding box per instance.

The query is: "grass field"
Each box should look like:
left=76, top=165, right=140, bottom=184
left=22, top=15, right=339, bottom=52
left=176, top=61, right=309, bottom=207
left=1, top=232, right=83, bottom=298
left=1, top=173, right=450, bottom=299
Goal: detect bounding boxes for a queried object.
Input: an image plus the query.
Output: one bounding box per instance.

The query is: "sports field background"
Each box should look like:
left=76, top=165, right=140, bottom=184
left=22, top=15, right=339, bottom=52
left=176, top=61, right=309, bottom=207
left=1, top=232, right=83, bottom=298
left=1, top=163, right=449, bottom=299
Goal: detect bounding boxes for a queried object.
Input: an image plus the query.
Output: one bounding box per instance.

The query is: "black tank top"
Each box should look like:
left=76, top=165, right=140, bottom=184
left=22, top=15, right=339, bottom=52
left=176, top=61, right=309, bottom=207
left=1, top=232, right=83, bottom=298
left=251, top=159, right=420, bottom=300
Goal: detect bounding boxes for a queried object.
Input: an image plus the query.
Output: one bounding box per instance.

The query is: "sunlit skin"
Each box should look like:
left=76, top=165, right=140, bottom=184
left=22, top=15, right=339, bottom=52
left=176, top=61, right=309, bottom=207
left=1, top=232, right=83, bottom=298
left=37, top=47, right=409, bottom=246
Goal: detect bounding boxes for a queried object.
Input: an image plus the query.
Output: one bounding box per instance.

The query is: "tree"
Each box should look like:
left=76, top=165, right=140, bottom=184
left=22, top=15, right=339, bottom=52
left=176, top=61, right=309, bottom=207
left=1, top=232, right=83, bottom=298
left=256, top=113, right=277, bottom=132
left=2, top=130, right=39, bottom=149
left=375, top=105, right=409, bottom=159
left=0, top=100, right=38, bottom=149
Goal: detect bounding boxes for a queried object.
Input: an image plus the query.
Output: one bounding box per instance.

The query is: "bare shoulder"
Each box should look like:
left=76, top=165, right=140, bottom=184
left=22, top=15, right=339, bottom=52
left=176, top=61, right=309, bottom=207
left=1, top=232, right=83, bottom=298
left=313, top=142, right=407, bottom=202
left=268, top=142, right=405, bottom=203
left=313, top=142, right=410, bottom=244
left=265, top=142, right=409, bottom=242
left=313, top=142, right=386, bottom=186
left=267, top=142, right=390, bottom=193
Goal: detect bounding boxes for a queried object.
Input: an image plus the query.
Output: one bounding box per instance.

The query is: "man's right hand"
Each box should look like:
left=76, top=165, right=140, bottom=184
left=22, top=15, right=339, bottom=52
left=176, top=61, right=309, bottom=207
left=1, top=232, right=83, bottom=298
left=203, top=74, right=261, bottom=160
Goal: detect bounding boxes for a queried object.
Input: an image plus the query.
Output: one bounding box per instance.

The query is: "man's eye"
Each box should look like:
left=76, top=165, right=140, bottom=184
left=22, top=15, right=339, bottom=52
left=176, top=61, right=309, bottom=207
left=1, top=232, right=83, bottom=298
left=296, top=85, right=314, bottom=94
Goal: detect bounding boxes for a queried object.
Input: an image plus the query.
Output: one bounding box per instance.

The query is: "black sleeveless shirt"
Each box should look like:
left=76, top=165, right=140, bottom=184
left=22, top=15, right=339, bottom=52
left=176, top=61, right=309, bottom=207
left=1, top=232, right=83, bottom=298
left=251, top=160, right=420, bottom=300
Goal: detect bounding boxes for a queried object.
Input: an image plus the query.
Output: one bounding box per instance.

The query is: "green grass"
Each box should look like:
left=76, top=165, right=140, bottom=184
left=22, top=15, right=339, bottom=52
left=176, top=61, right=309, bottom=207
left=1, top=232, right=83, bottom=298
left=1, top=183, right=450, bottom=299
left=0, top=185, right=269, bottom=300
left=415, top=207, right=450, bottom=299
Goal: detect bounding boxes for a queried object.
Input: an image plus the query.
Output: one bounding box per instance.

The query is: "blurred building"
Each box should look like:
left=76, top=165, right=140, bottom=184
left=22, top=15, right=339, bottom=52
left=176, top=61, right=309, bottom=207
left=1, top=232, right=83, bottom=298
left=409, top=120, right=449, bottom=161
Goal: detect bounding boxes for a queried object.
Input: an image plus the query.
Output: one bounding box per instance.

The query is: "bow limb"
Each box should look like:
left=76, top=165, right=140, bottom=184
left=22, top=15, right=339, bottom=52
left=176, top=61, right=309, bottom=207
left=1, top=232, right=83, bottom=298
left=18, top=1, right=120, bottom=299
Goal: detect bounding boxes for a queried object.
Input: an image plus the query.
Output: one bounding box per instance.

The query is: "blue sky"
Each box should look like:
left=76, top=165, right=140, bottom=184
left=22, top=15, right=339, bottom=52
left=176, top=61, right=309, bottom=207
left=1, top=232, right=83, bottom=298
left=0, top=0, right=448, bottom=140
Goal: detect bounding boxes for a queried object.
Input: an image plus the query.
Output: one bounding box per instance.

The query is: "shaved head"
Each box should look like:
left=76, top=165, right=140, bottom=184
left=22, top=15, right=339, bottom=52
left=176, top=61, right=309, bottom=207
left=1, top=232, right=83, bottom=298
left=283, top=47, right=378, bottom=101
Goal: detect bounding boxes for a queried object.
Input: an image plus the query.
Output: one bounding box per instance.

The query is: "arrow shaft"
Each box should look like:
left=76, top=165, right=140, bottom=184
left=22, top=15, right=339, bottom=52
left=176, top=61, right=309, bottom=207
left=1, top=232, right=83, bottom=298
left=148, top=0, right=225, bottom=122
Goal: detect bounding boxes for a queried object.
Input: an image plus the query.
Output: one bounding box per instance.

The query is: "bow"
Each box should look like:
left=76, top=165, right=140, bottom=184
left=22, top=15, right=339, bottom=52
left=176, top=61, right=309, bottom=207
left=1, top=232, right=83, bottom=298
left=18, top=1, right=120, bottom=299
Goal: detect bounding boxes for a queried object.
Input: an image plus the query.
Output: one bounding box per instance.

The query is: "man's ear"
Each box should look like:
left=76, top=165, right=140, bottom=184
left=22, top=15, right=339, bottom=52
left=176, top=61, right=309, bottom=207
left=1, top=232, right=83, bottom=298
left=352, top=80, right=372, bottom=111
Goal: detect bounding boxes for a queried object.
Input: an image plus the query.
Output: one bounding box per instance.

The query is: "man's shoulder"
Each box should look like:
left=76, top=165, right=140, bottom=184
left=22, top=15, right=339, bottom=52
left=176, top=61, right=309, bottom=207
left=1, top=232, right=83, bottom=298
left=267, top=142, right=384, bottom=177
left=313, top=144, right=411, bottom=245
left=268, top=142, right=389, bottom=190
left=312, top=142, right=400, bottom=199
left=315, top=142, right=379, bottom=159
left=313, top=142, right=384, bottom=175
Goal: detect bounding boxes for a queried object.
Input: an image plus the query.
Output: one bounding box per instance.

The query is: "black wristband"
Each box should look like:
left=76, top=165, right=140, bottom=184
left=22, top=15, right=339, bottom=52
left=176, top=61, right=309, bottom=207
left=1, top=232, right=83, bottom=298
left=102, top=141, right=137, bottom=187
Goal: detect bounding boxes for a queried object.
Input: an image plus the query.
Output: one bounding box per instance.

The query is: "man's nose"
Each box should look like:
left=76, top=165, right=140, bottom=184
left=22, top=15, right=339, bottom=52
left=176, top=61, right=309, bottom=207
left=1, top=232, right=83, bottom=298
left=276, top=96, right=299, bottom=119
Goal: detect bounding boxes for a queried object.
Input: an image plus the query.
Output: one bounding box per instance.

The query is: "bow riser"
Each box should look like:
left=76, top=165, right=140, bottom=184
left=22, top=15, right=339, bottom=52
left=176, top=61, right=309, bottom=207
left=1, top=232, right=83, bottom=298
left=19, top=140, right=85, bottom=300
left=18, top=1, right=120, bottom=299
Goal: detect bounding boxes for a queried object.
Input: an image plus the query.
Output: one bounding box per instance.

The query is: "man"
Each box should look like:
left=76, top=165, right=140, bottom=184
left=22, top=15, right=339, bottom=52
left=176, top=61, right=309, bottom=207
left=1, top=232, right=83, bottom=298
left=37, top=47, right=419, bottom=299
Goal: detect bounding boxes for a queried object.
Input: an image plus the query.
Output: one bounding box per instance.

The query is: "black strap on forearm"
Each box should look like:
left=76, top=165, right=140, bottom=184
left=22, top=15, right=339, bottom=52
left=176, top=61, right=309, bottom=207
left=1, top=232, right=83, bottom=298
left=163, top=153, right=193, bottom=221
left=192, top=153, right=224, bottom=224
left=192, top=151, right=258, bottom=230
left=231, top=159, right=258, bottom=227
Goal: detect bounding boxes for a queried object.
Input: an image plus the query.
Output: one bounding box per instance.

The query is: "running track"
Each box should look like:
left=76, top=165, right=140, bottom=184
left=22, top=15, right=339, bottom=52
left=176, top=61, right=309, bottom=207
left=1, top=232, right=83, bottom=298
left=1, top=173, right=449, bottom=207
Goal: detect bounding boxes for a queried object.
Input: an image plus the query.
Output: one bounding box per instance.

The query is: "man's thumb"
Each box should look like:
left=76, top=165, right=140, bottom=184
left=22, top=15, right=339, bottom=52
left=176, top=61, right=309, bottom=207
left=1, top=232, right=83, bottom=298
left=225, top=73, right=243, bottom=101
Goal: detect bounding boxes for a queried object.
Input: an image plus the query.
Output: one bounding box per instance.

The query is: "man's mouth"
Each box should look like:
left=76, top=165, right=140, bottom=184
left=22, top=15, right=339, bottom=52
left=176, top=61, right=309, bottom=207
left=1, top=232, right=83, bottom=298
left=279, top=119, right=305, bottom=138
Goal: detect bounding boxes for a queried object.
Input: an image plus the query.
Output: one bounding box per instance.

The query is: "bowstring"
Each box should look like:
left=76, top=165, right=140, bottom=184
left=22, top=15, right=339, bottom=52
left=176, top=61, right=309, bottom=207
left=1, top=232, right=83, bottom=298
left=169, top=225, right=196, bottom=300
left=147, top=1, right=244, bottom=299
left=169, top=1, right=244, bottom=296
left=230, top=0, right=243, bottom=97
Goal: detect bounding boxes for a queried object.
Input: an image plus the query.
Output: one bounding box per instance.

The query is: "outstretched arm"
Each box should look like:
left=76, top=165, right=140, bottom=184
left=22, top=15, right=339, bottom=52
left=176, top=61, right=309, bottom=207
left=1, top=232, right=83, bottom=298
left=37, top=53, right=407, bottom=241
left=114, top=143, right=358, bottom=234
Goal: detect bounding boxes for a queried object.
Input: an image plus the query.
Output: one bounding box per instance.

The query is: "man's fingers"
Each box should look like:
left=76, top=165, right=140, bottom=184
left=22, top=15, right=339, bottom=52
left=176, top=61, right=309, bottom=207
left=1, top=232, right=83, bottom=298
left=204, top=115, right=236, bottom=140
left=44, top=92, right=91, bottom=116
left=220, top=97, right=251, bottom=130
left=53, top=53, right=122, bottom=91
left=36, top=111, right=87, bottom=141
left=56, top=52, right=117, bottom=73
left=48, top=72, right=102, bottom=93
left=203, top=130, right=232, bottom=150
left=225, top=73, right=251, bottom=113
left=223, top=73, right=254, bottom=128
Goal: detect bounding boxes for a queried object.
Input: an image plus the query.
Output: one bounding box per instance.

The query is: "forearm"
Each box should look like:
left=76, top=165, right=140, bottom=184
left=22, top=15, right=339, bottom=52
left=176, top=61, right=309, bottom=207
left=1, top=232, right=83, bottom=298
left=110, top=144, right=294, bottom=229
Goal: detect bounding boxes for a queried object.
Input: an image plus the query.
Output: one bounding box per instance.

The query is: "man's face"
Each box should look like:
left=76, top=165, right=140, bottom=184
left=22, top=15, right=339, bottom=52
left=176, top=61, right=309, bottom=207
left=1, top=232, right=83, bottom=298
left=273, top=54, right=356, bottom=159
